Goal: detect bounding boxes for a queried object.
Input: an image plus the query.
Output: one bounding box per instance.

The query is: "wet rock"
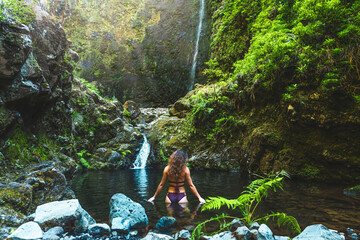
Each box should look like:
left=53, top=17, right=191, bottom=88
left=108, top=151, right=122, bottom=163
left=293, top=224, right=343, bottom=240
left=250, top=229, right=258, bottom=239
left=88, top=223, right=111, bottom=237
left=16, top=166, right=75, bottom=210
left=258, top=224, right=275, bottom=240
left=142, top=232, right=174, bottom=240
left=174, top=229, right=191, bottom=240
left=43, top=226, right=64, bottom=240
left=9, top=221, right=43, bottom=240
left=203, top=231, right=235, bottom=240
left=274, top=236, right=290, bottom=240
left=229, top=219, right=243, bottom=232
left=34, top=199, right=95, bottom=234
left=234, top=226, right=252, bottom=240
left=123, top=101, right=141, bottom=119
left=109, top=193, right=148, bottom=230
left=250, top=222, right=260, bottom=230
left=0, top=206, right=26, bottom=228
left=111, top=217, right=131, bottom=234
left=0, top=182, right=33, bottom=212
left=344, top=185, right=360, bottom=196
left=156, top=216, right=177, bottom=232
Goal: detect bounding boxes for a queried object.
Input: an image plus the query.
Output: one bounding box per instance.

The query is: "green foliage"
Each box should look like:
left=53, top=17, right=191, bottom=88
left=207, top=0, right=360, bottom=99
left=79, top=78, right=101, bottom=96
left=0, top=0, right=34, bottom=24
left=120, top=149, right=131, bottom=158
left=0, top=128, right=59, bottom=168
left=298, top=164, right=320, bottom=179
left=77, top=149, right=91, bottom=169
left=123, top=109, right=131, bottom=118
left=192, top=171, right=300, bottom=239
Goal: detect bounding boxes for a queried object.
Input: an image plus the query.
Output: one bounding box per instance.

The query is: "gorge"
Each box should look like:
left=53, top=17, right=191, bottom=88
left=0, top=0, right=360, bottom=239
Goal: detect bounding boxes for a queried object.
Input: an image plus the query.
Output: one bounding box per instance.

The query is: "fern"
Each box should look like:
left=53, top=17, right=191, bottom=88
left=192, top=171, right=301, bottom=239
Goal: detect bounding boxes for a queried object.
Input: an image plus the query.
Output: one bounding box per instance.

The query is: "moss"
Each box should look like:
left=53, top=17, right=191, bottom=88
left=297, top=164, right=321, bottom=180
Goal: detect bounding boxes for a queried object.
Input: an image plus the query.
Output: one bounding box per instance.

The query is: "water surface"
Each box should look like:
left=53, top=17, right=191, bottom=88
left=71, top=169, right=360, bottom=235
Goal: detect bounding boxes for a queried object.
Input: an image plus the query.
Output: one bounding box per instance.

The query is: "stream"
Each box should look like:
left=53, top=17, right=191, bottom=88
left=71, top=168, right=360, bottom=236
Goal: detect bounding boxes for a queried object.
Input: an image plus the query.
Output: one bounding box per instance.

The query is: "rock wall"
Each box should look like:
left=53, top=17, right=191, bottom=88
left=45, top=0, right=211, bottom=105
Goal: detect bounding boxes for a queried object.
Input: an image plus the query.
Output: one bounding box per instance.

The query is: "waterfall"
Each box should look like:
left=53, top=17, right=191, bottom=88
left=189, top=0, right=205, bottom=91
left=131, top=135, right=150, bottom=169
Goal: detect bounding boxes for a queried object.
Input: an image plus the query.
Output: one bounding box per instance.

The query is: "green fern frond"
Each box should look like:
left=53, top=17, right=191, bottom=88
left=202, top=196, right=240, bottom=211
left=255, top=212, right=301, bottom=234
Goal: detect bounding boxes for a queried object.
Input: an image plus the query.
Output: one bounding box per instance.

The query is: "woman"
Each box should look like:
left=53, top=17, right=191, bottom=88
left=148, top=150, right=206, bottom=204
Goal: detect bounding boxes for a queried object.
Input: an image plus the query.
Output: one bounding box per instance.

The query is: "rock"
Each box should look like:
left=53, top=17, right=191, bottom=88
left=229, top=219, right=243, bottom=232
left=108, top=151, right=122, bottom=163
left=16, top=166, right=75, bottom=211
left=111, top=217, right=131, bottom=234
left=142, top=232, right=174, bottom=240
left=0, top=206, right=26, bottom=228
left=43, top=226, right=64, bottom=239
left=8, top=221, right=43, bottom=240
left=174, top=229, right=191, bottom=240
left=293, top=224, right=343, bottom=240
left=109, top=193, right=148, bottom=230
left=34, top=199, right=95, bottom=234
left=250, top=229, right=258, bottom=239
left=204, top=231, right=235, bottom=240
left=123, top=101, right=141, bottom=119
left=0, top=182, right=33, bottom=212
left=274, top=236, right=290, bottom=240
left=234, top=226, right=252, bottom=240
left=88, top=223, right=111, bottom=237
left=258, top=224, right=275, bottom=240
left=250, top=222, right=260, bottom=230
left=156, top=216, right=177, bottom=231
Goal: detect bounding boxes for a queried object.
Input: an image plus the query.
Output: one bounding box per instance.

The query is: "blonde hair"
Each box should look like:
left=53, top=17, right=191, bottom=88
left=168, top=150, right=188, bottom=178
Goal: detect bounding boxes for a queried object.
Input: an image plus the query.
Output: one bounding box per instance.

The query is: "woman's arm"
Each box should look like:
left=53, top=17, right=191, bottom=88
left=148, top=167, right=168, bottom=202
left=185, top=167, right=206, bottom=203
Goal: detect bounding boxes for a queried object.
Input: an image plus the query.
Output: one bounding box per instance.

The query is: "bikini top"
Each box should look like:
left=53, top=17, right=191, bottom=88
left=168, top=180, right=185, bottom=193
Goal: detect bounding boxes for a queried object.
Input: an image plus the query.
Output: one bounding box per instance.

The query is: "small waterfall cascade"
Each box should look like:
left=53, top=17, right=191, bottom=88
left=131, top=135, right=150, bottom=169
left=189, top=0, right=205, bottom=91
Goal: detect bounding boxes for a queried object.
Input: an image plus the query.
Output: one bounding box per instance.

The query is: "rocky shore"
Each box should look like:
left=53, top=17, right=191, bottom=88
left=3, top=193, right=359, bottom=240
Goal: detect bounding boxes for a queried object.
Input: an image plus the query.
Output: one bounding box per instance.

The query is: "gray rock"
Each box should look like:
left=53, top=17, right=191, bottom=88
left=258, top=224, right=275, bottom=240
left=43, top=226, right=64, bottom=239
left=174, top=229, right=191, bottom=240
left=229, top=219, right=243, bottom=232
left=88, top=223, right=111, bottom=236
left=250, top=229, right=258, bottom=239
left=204, top=231, right=235, bottom=240
left=8, top=221, right=43, bottom=240
left=274, top=236, right=290, bottom=240
left=108, top=151, right=122, bottom=163
left=34, top=199, right=95, bottom=234
left=111, top=217, right=131, bottom=234
left=156, top=216, right=177, bottom=231
left=250, top=222, right=260, bottom=230
left=293, top=224, right=343, bottom=240
left=142, top=232, right=174, bottom=240
left=109, top=193, right=148, bottom=230
left=234, top=226, right=252, bottom=240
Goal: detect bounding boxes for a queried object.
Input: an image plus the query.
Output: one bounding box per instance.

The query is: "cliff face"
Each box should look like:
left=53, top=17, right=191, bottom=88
left=44, top=0, right=210, bottom=106
left=147, top=0, right=360, bottom=182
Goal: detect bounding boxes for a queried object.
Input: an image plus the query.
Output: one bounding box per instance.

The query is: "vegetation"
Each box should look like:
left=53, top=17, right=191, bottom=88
left=0, top=0, right=34, bottom=24
left=191, top=171, right=300, bottom=239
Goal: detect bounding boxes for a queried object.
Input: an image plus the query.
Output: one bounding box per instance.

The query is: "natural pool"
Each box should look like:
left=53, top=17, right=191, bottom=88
left=71, top=169, right=360, bottom=236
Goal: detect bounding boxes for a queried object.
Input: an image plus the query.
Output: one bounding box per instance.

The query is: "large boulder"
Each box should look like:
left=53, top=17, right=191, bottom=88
left=109, top=193, right=148, bottom=230
left=34, top=199, right=95, bottom=234
left=156, top=216, right=177, bottom=232
left=0, top=182, right=33, bottom=212
left=293, top=224, right=343, bottom=240
left=8, top=221, right=43, bottom=240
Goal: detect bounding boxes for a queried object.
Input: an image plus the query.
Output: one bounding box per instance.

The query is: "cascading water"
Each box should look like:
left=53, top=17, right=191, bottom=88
left=131, top=135, right=150, bottom=169
left=189, top=0, right=205, bottom=91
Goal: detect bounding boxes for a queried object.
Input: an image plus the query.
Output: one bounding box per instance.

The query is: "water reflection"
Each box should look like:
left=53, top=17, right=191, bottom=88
left=133, top=168, right=148, bottom=200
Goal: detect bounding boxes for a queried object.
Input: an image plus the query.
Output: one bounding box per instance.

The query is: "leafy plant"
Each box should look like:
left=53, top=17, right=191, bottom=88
left=191, top=170, right=300, bottom=240
left=0, top=0, right=34, bottom=24
left=77, top=149, right=91, bottom=169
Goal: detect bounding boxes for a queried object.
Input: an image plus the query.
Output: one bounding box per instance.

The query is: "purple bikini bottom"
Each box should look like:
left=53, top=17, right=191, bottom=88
left=167, top=192, right=186, bottom=203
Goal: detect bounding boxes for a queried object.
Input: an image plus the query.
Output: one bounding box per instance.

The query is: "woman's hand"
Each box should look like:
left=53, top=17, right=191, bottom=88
left=148, top=196, right=155, bottom=202
left=198, top=197, right=206, bottom=204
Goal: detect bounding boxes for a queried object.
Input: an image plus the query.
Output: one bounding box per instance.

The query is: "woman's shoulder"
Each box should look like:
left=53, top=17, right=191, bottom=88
left=164, top=166, right=169, bottom=172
